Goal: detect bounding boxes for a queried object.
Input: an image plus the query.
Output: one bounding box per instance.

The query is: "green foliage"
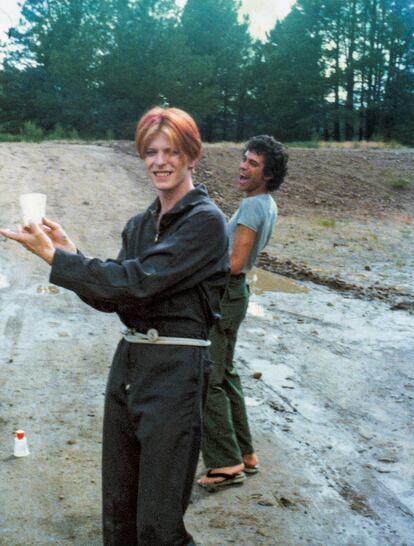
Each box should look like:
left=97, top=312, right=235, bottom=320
left=251, top=1, right=327, bottom=141
left=388, top=177, right=411, bottom=190
left=383, top=141, right=405, bottom=150
left=0, top=133, right=23, bottom=142
left=286, top=141, right=320, bottom=148
left=319, top=140, right=405, bottom=149
left=0, top=0, right=412, bottom=143
left=181, top=0, right=252, bottom=140
left=318, top=218, right=337, bottom=228
left=47, top=124, right=80, bottom=140
left=21, top=121, right=44, bottom=141
left=0, top=125, right=80, bottom=141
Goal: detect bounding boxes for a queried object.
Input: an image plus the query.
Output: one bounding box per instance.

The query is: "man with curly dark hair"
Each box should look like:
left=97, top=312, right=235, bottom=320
left=198, top=135, right=288, bottom=490
left=244, top=135, right=288, bottom=192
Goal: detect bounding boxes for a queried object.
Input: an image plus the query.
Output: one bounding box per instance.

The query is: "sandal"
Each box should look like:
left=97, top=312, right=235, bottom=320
left=244, top=463, right=260, bottom=475
left=198, top=470, right=246, bottom=491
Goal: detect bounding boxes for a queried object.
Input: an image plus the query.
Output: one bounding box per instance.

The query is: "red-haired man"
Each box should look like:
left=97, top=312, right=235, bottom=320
left=1, top=107, right=229, bottom=545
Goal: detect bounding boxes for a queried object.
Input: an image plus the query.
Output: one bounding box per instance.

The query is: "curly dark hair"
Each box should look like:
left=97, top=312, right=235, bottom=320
left=244, top=135, right=288, bottom=192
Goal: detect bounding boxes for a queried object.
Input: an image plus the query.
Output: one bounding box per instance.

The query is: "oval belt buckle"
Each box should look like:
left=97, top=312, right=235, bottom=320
left=146, top=328, right=159, bottom=342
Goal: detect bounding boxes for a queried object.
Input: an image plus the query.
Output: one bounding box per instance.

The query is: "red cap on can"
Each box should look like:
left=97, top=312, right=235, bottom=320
left=16, top=430, right=25, bottom=440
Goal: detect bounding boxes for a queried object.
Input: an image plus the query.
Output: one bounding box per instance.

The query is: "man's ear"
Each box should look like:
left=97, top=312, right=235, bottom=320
left=188, top=160, right=196, bottom=170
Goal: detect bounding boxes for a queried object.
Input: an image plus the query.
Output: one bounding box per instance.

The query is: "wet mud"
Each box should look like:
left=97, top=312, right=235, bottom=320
left=257, top=252, right=414, bottom=311
left=0, top=142, right=413, bottom=546
left=248, top=267, right=309, bottom=295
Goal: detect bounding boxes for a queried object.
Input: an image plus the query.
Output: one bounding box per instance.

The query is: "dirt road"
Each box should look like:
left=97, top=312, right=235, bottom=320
left=0, top=142, right=413, bottom=545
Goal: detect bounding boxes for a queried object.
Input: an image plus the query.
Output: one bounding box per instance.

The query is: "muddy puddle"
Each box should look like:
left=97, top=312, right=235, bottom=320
left=261, top=214, right=414, bottom=312
left=257, top=252, right=414, bottom=310
left=248, top=266, right=308, bottom=295
left=36, top=284, right=60, bottom=294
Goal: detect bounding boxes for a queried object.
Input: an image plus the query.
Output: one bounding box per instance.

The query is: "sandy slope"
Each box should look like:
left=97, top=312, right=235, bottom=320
left=0, top=142, right=413, bottom=546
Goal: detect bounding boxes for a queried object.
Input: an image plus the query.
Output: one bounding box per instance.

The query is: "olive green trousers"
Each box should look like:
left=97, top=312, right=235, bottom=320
left=201, top=275, right=254, bottom=468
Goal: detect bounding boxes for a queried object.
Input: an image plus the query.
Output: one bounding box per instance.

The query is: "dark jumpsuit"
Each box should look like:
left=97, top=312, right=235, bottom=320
left=49, top=185, right=229, bottom=546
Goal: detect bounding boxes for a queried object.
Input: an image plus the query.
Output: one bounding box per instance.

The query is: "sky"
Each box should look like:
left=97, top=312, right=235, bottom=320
left=0, top=0, right=296, bottom=42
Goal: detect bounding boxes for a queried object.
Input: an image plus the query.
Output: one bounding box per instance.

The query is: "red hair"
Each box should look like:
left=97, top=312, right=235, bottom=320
left=135, top=107, right=202, bottom=161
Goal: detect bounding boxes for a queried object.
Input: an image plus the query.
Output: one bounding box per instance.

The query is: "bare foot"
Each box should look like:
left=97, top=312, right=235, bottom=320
left=243, top=452, right=259, bottom=469
left=197, top=463, right=244, bottom=486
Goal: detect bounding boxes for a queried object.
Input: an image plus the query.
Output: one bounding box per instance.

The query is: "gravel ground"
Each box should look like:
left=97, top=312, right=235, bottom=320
left=0, top=142, right=413, bottom=546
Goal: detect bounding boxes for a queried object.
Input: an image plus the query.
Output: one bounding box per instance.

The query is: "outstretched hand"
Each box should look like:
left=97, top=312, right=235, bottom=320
left=0, top=222, right=56, bottom=264
left=41, top=217, right=77, bottom=253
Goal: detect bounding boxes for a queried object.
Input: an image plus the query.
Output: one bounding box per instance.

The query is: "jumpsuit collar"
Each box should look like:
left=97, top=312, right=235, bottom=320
left=148, top=184, right=209, bottom=224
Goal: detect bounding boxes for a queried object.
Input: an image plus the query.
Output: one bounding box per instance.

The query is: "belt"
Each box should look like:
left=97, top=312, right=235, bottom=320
left=121, top=328, right=211, bottom=347
left=230, top=273, right=246, bottom=279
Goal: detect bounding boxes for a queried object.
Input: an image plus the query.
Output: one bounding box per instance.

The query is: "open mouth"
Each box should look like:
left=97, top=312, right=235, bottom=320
left=153, top=171, right=173, bottom=178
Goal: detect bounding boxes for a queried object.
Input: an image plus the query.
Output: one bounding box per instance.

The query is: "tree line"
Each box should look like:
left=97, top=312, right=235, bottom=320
left=0, top=0, right=413, bottom=143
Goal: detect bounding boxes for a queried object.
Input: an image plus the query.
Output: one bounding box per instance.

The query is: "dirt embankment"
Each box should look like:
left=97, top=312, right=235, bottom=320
left=115, top=141, right=414, bottom=309
left=199, top=146, right=414, bottom=307
left=197, top=145, right=414, bottom=219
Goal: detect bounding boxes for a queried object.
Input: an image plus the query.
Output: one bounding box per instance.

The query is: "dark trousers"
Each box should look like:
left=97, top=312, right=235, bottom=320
left=202, top=276, right=254, bottom=468
left=102, top=339, right=209, bottom=546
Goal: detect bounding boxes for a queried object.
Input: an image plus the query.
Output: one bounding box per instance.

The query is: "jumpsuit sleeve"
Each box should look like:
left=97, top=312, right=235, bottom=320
left=76, top=294, right=118, bottom=313
left=68, top=233, right=127, bottom=313
left=49, top=210, right=227, bottom=304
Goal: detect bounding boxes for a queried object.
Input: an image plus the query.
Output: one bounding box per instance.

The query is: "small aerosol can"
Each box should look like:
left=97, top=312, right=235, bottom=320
left=14, top=430, right=30, bottom=457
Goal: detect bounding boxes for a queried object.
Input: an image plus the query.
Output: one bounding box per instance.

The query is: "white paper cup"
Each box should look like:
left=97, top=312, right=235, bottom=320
left=19, top=193, right=47, bottom=225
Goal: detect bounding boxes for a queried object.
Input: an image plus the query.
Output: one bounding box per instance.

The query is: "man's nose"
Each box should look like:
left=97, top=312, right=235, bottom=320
left=155, top=151, right=167, bottom=165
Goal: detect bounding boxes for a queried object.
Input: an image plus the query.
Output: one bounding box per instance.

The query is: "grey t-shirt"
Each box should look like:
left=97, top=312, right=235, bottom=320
left=228, top=193, right=277, bottom=273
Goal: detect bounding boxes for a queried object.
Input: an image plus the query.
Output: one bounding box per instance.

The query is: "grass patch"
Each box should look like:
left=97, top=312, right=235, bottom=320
left=286, top=141, right=320, bottom=149
left=45, top=124, right=80, bottom=141
left=387, top=176, right=411, bottom=190
left=0, top=133, right=22, bottom=142
left=319, top=140, right=405, bottom=149
left=204, top=141, right=242, bottom=149
left=21, top=121, right=44, bottom=142
left=318, top=218, right=336, bottom=228
left=0, top=124, right=91, bottom=143
left=278, top=140, right=405, bottom=149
